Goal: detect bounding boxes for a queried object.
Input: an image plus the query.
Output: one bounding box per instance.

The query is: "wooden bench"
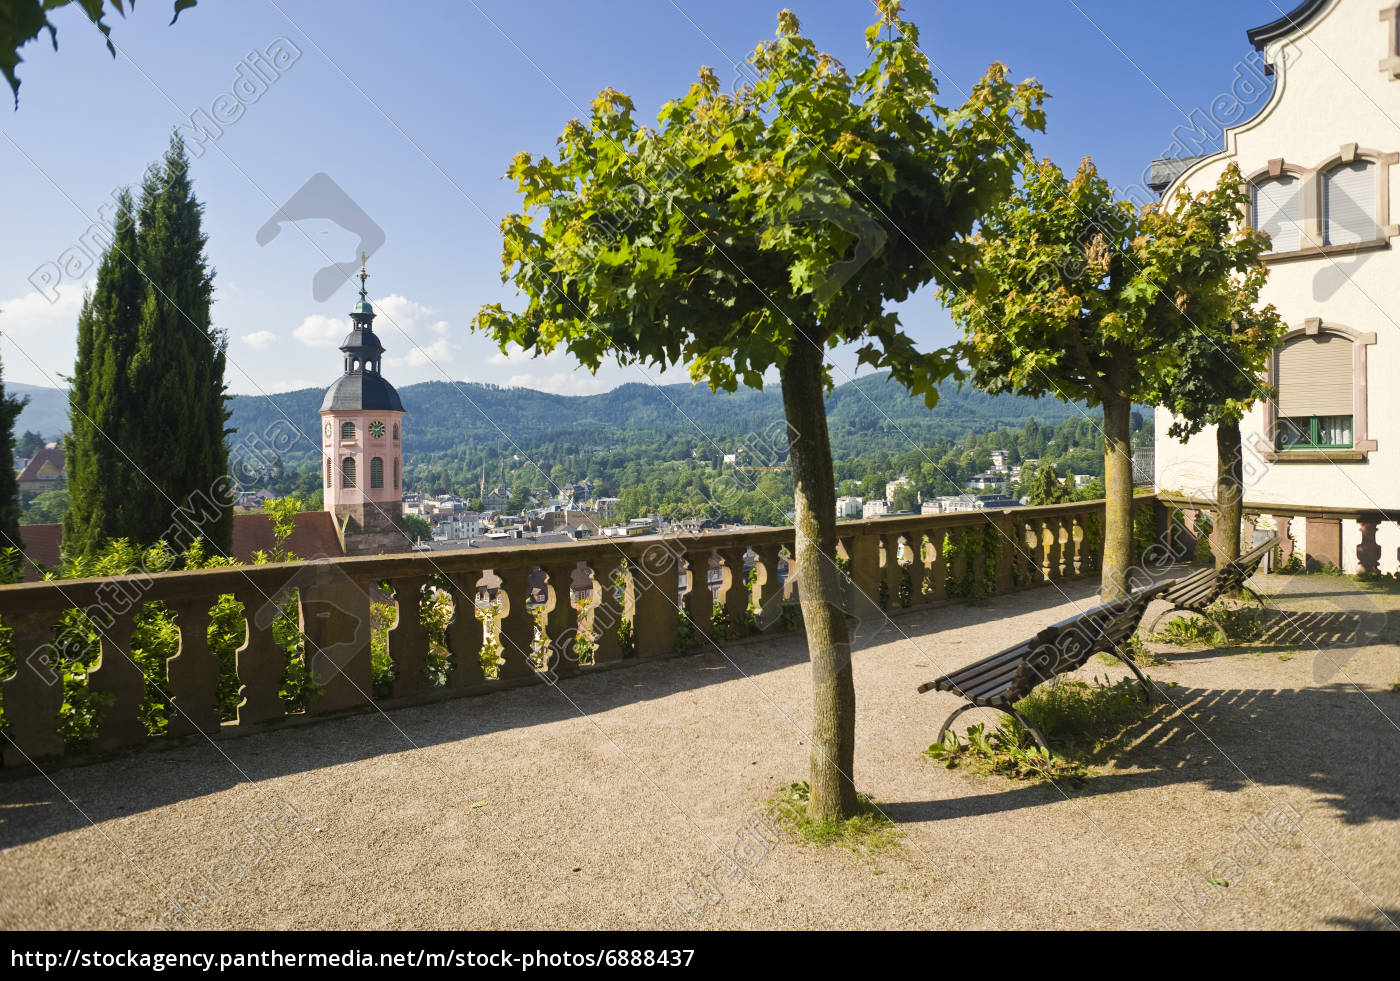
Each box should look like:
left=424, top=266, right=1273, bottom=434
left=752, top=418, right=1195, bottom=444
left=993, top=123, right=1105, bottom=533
left=1146, top=534, right=1279, bottom=632
left=917, top=583, right=1166, bottom=755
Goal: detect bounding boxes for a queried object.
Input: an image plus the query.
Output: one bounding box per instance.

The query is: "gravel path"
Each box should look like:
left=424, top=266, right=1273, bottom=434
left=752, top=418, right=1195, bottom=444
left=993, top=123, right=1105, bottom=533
left=2, top=572, right=1397, bottom=931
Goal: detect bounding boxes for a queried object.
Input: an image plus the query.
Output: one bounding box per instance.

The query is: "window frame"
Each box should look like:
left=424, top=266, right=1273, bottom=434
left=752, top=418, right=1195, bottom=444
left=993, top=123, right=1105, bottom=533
left=1243, top=146, right=1399, bottom=261
left=1265, top=319, right=1377, bottom=462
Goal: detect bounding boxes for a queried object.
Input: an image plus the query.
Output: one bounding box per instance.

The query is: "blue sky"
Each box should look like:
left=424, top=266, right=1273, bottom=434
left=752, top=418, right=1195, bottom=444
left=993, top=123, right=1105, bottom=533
left=0, top=0, right=1294, bottom=398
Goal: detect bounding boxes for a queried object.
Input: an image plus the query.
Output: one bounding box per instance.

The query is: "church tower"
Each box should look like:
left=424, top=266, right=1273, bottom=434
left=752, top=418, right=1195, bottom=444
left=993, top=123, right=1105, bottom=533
left=320, top=257, right=407, bottom=553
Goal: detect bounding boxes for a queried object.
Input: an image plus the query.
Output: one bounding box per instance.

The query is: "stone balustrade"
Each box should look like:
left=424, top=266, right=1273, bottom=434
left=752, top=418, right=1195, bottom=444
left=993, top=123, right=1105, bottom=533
left=0, top=500, right=1122, bottom=771
left=1155, top=493, right=1398, bottom=574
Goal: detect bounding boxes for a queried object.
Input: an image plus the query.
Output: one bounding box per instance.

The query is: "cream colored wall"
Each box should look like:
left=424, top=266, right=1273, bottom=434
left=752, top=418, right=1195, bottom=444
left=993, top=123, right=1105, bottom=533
left=1154, top=0, right=1400, bottom=570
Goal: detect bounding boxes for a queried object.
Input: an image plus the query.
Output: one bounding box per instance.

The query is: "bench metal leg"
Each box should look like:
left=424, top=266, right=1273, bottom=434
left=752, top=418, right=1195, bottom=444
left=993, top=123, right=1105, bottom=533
left=1105, top=646, right=1155, bottom=703
left=1005, top=707, right=1052, bottom=759
left=935, top=702, right=980, bottom=744
left=937, top=701, right=1055, bottom=760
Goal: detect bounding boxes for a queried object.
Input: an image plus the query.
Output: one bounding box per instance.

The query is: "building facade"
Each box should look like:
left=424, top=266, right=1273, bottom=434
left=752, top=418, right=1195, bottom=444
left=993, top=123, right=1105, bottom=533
left=320, top=262, right=408, bottom=555
left=1153, top=0, right=1400, bottom=572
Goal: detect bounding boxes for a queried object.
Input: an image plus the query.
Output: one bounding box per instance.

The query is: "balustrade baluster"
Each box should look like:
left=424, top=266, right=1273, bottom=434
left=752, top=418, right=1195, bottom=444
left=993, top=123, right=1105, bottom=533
left=495, top=567, right=540, bottom=681
left=90, top=606, right=143, bottom=750
left=305, top=573, right=374, bottom=715
left=387, top=576, right=433, bottom=698
left=2, top=610, right=64, bottom=765
left=446, top=571, right=488, bottom=687
left=234, top=586, right=286, bottom=726
left=167, top=598, right=218, bottom=737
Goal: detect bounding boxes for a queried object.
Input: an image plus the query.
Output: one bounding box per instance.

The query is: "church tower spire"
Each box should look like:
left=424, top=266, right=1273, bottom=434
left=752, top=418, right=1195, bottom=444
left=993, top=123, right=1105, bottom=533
left=319, top=255, right=408, bottom=554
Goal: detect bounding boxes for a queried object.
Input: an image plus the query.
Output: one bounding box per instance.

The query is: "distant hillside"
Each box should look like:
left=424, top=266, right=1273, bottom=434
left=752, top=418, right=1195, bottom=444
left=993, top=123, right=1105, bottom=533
left=226, top=372, right=1095, bottom=473
left=8, top=383, right=70, bottom=440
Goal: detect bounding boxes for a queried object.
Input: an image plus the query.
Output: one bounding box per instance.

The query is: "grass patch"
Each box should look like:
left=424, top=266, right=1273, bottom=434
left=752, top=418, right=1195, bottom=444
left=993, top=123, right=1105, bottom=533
left=925, top=676, right=1161, bottom=786
left=1096, top=634, right=1166, bottom=668
left=1153, top=603, right=1261, bottom=648
left=767, top=781, right=901, bottom=853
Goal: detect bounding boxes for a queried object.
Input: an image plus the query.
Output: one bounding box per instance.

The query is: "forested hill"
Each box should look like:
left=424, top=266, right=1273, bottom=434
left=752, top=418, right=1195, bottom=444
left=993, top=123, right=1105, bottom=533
left=225, top=371, right=1095, bottom=471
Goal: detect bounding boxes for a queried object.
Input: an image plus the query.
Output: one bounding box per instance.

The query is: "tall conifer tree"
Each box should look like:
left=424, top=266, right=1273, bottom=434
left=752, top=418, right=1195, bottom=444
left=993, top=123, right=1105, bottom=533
left=0, top=359, right=27, bottom=564
left=64, top=135, right=231, bottom=558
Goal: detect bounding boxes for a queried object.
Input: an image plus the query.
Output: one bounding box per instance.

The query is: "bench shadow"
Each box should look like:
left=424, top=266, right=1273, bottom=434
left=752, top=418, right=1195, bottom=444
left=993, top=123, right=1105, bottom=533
left=884, top=681, right=1400, bottom=828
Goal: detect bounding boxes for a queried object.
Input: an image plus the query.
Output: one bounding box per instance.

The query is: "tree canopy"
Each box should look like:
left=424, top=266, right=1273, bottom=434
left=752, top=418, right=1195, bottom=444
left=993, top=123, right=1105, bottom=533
left=474, top=2, right=1045, bottom=821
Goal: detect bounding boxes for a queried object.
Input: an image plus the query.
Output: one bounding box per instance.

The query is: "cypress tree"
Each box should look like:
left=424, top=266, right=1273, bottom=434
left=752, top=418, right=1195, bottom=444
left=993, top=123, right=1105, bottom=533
left=63, top=134, right=231, bottom=558
left=0, top=358, right=27, bottom=563
left=126, top=134, right=230, bottom=554
left=63, top=189, right=145, bottom=558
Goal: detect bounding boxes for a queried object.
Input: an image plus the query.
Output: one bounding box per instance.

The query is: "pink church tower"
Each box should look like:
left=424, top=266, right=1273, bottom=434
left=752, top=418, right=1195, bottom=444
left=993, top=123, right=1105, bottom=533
left=320, top=257, right=407, bottom=553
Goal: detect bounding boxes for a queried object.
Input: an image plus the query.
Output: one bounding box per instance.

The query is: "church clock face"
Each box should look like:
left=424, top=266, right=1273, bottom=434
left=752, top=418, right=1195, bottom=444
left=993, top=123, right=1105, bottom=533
left=369, top=420, right=386, bottom=439
left=323, top=422, right=332, bottom=438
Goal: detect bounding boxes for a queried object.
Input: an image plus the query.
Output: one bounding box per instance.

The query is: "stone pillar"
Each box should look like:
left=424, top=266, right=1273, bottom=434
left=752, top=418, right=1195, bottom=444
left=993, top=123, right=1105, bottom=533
left=166, top=598, right=218, bottom=737
left=1272, top=516, right=1293, bottom=570
left=386, top=576, right=432, bottom=698
left=1357, top=514, right=1383, bottom=576
left=1304, top=517, right=1343, bottom=572
left=1, top=611, right=65, bottom=765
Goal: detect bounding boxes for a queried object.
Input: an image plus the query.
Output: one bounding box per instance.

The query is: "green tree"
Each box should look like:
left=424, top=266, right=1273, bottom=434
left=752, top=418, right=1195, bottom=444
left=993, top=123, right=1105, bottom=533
left=0, top=361, right=26, bottom=559
left=402, top=512, right=432, bottom=543
left=63, top=189, right=144, bottom=558
left=946, top=158, right=1251, bottom=601
left=64, top=135, right=230, bottom=558
left=2, top=0, right=196, bottom=105
left=1149, top=169, right=1283, bottom=567
left=15, top=429, right=44, bottom=457
left=473, top=4, right=1044, bottom=819
left=1026, top=464, right=1073, bottom=505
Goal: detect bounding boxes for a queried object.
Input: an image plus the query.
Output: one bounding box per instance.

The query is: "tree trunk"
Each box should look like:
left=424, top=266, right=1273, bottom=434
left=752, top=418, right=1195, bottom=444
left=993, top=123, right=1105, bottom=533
left=1101, top=396, right=1134, bottom=603
left=781, top=340, right=858, bottom=822
left=1215, top=421, right=1243, bottom=569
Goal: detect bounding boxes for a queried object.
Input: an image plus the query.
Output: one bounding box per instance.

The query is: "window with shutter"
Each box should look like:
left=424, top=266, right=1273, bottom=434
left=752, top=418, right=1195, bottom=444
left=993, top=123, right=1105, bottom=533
left=370, top=457, right=384, bottom=489
left=341, top=457, right=357, bottom=488
left=1253, top=174, right=1303, bottom=252
left=1275, top=334, right=1354, bottom=449
left=1323, top=161, right=1377, bottom=246
left=340, top=421, right=356, bottom=441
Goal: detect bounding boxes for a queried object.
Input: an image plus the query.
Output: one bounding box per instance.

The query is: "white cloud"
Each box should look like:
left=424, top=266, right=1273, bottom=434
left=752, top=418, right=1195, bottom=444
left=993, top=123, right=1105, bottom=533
left=293, top=314, right=345, bottom=348
left=242, top=330, right=277, bottom=349
left=1, top=281, right=90, bottom=333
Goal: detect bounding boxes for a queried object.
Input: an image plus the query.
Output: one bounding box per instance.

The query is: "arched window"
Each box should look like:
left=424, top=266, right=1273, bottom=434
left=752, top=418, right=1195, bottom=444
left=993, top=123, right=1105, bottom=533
left=1323, top=160, right=1378, bottom=246
left=1276, top=333, right=1354, bottom=450
left=1252, top=174, right=1303, bottom=252
left=325, top=456, right=331, bottom=488
left=370, top=457, right=384, bottom=488
left=392, top=423, right=399, bottom=441
left=393, top=457, right=399, bottom=489
left=341, top=457, right=357, bottom=488
left=340, top=421, right=356, bottom=441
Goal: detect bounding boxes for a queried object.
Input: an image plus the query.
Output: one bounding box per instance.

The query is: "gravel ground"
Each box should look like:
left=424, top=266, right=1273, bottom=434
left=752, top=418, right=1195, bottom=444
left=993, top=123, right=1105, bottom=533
left=2, top=571, right=1397, bottom=931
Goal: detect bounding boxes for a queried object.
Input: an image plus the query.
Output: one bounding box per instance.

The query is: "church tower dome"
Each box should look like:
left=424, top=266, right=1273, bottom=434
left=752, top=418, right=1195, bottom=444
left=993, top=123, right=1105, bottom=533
left=319, top=256, right=407, bottom=553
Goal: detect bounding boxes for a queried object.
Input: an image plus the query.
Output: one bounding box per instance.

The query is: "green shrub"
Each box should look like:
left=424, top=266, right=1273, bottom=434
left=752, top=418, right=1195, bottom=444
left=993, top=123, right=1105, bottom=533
left=926, top=676, right=1158, bottom=784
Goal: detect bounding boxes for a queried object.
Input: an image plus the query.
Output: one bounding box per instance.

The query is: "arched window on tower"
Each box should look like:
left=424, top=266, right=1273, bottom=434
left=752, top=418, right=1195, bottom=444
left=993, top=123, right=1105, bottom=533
left=392, top=423, right=399, bottom=441
left=340, top=421, right=356, bottom=441
left=393, top=457, right=399, bottom=489
left=370, top=457, right=384, bottom=488
left=341, top=457, right=357, bottom=488
left=325, top=457, right=331, bottom=488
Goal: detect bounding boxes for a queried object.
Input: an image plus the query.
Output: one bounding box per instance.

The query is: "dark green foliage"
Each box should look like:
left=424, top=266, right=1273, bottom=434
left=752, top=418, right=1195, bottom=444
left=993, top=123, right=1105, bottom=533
left=2, top=0, right=197, bottom=106
left=63, top=135, right=230, bottom=559
left=0, top=363, right=26, bottom=561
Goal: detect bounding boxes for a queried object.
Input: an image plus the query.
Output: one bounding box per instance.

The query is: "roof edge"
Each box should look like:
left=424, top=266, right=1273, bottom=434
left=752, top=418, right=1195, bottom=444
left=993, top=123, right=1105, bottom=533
left=1247, top=0, right=1331, bottom=50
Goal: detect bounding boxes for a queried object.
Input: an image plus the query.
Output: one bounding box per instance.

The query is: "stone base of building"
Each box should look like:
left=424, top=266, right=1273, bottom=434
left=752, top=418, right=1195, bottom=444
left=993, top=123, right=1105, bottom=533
left=333, top=502, right=411, bottom=556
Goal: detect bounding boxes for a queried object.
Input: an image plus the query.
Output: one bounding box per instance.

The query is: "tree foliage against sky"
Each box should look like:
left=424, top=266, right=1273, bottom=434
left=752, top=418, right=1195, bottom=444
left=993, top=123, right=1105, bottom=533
left=0, top=0, right=196, bottom=105
left=63, top=134, right=230, bottom=558
left=945, top=159, right=1270, bottom=598
left=475, top=2, right=1045, bottom=820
